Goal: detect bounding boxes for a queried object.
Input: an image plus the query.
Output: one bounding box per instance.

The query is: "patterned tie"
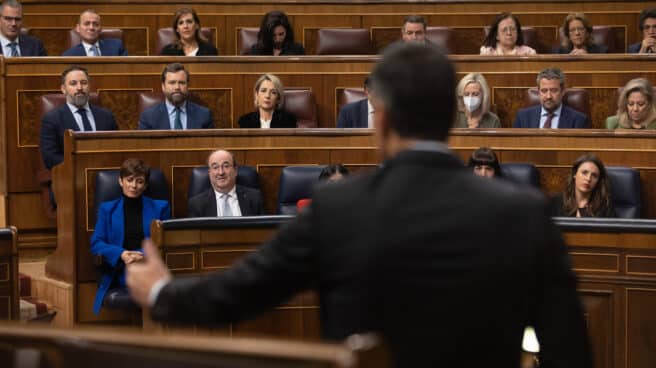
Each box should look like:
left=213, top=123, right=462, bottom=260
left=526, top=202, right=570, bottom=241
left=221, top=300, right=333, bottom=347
left=174, top=107, right=183, bottom=130
left=8, top=42, right=18, bottom=57
left=543, top=111, right=555, bottom=129
left=222, top=193, right=233, bottom=217
left=89, top=45, right=99, bottom=56
left=76, top=109, right=93, bottom=131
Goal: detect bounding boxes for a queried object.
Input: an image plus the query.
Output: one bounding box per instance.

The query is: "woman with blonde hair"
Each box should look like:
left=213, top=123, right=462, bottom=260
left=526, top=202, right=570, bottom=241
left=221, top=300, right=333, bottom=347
left=454, top=73, right=501, bottom=128
left=553, top=13, right=608, bottom=55
left=606, top=78, right=656, bottom=130
left=238, top=74, right=297, bottom=128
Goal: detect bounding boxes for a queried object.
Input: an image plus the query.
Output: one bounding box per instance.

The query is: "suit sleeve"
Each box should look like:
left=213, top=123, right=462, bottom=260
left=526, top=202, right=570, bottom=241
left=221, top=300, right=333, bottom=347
left=512, top=112, right=523, bottom=128
left=119, top=41, right=128, bottom=56
left=39, top=113, right=62, bottom=170
left=91, top=204, right=125, bottom=267
left=336, top=106, right=350, bottom=128
left=187, top=195, right=202, bottom=218
left=37, top=39, right=47, bottom=56
left=531, top=206, right=592, bottom=368
left=203, top=109, right=215, bottom=129
left=151, top=205, right=317, bottom=325
left=138, top=111, right=152, bottom=130
left=575, top=113, right=590, bottom=129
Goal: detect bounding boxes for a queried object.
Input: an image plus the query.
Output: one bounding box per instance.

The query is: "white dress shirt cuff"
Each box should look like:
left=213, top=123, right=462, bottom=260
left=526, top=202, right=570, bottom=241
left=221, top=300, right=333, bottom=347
left=148, top=276, right=171, bottom=307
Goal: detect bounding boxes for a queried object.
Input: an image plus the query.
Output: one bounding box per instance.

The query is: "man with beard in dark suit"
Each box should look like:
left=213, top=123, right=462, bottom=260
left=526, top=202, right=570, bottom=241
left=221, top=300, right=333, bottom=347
left=128, top=43, right=591, bottom=368
left=187, top=149, right=265, bottom=217
left=40, top=65, right=117, bottom=169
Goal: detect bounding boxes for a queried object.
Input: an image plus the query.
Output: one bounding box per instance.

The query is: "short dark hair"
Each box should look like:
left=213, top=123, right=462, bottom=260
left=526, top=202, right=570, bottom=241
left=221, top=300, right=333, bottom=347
left=468, top=147, right=502, bottom=178
left=638, top=8, right=656, bottom=31
left=255, top=10, right=295, bottom=54
left=60, top=65, right=89, bottom=85
left=369, top=42, right=455, bottom=141
left=319, top=164, right=349, bottom=181
left=536, top=67, right=565, bottom=89
left=78, top=9, right=99, bottom=24
left=402, top=15, right=426, bottom=29
left=483, top=13, right=525, bottom=49
left=120, top=158, right=150, bottom=181
left=161, top=62, right=189, bottom=83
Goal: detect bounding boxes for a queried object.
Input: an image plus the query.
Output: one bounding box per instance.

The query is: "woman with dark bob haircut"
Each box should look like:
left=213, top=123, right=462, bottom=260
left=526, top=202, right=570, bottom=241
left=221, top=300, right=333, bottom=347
left=480, top=13, right=536, bottom=56
left=551, top=154, right=615, bottom=217
left=250, top=10, right=305, bottom=56
left=319, top=164, right=350, bottom=182
left=91, top=158, right=171, bottom=314
left=160, top=7, right=218, bottom=56
left=468, top=147, right=502, bottom=178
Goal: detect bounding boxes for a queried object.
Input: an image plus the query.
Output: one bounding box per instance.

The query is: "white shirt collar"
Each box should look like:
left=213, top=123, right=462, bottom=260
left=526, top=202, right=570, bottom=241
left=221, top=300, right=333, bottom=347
left=541, top=103, right=563, bottom=117
left=66, top=102, right=91, bottom=114
left=165, top=99, right=186, bottom=114
left=214, top=185, right=236, bottom=198
left=81, top=40, right=100, bottom=54
left=0, top=33, right=17, bottom=47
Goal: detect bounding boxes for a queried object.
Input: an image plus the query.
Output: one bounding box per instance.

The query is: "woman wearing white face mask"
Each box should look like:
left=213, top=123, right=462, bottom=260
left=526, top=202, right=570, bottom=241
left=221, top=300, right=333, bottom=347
left=454, top=73, right=501, bottom=128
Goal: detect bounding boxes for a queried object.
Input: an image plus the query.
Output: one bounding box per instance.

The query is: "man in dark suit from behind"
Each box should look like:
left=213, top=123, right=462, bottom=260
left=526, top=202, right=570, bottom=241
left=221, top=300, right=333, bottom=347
left=336, top=76, right=372, bottom=128
left=513, top=67, right=589, bottom=129
left=128, top=43, right=592, bottom=368
left=0, top=0, right=46, bottom=57
left=138, top=63, right=214, bottom=130
left=62, top=9, right=128, bottom=56
left=40, top=65, right=118, bottom=169
left=188, top=149, right=265, bottom=217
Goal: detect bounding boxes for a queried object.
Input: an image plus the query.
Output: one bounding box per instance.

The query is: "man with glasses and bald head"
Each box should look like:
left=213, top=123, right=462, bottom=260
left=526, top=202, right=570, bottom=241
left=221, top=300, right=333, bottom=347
left=187, top=149, right=265, bottom=217
left=0, top=0, right=46, bottom=56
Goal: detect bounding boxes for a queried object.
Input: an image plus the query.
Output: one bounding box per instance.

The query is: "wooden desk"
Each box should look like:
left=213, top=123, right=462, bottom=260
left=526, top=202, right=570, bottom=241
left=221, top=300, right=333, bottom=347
left=150, top=216, right=319, bottom=339
left=0, top=322, right=388, bottom=368
left=0, top=227, right=18, bottom=320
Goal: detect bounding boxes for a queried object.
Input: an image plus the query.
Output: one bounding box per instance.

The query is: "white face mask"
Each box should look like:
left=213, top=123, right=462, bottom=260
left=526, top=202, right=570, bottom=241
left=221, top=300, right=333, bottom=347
left=463, top=96, right=482, bottom=112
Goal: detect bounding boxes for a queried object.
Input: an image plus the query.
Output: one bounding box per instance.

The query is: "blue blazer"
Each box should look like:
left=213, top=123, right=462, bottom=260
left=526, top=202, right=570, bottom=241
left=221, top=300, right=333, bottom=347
left=628, top=42, right=642, bottom=53
left=91, top=196, right=171, bottom=314
left=62, top=38, right=128, bottom=56
left=138, top=101, right=214, bottom=130
left=336, top=99, right=368, bottom=128
left=513, top=105, right=589, bottom=129
left=40, top=104, right=118, bottom=169
left=0, top=34, right=47, bottom=56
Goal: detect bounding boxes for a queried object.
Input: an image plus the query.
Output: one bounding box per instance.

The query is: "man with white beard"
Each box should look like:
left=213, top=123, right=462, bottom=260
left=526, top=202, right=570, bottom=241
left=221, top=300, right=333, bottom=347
left=40, top=65, right=117, bottom=169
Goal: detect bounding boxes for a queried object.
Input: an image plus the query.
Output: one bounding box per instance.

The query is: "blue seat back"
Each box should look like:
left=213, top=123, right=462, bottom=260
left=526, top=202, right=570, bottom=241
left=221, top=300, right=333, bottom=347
left=606, top=166, right=641, bottom=218
left=93, top=169, right=169, bottom=214
left=500, top=163, right=540, bottom=188
left=278, top=166, right=326, bottom=215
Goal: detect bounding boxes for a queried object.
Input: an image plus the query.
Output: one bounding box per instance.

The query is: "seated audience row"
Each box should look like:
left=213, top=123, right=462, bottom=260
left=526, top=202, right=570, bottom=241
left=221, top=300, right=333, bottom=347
left=2, top=0, right=654, bottom=56
left=468, top=147, right=616, bottom=218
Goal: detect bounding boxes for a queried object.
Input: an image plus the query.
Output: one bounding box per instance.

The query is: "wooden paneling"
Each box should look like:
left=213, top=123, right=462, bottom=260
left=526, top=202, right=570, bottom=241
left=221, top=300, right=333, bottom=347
left=0, top=228, right=18, bottom=320
left=626, top=288, right=656, bottom=368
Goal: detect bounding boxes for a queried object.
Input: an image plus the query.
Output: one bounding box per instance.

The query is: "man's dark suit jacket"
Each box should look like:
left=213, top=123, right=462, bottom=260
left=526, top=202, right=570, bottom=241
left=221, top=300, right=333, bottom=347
left=513, top=104, right=589, bottom=128
left=152, top=149, right=591, bottom=368
left=138, top=101, right=214, bottom=130
left=40, top=104, right=117, bottom=169
left=237, top=109, right=297, bottom=128
left=187, top=186, right=265, bottom=217
left=62, top=38, right=128, bottom=56
left=0, top=34, right=47, bottom=56
left=336, top=99, right=368, bottom=128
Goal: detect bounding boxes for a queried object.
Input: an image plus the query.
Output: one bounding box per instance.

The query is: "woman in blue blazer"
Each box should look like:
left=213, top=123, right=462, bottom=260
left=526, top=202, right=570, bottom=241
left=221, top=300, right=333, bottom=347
left=91, top=158, right=170, bottom=314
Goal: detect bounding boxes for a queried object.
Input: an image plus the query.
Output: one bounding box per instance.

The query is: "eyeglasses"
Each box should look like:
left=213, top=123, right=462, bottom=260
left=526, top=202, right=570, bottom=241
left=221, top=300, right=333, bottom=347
left=568, top=27, right=586, bottom=34
left=499, top=26, right=517, bottom=34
